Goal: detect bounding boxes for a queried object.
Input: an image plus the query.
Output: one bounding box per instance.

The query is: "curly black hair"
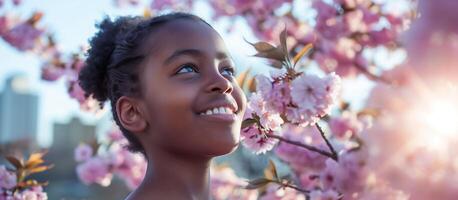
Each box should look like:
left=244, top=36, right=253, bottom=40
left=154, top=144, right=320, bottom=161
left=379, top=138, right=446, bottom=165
left=78, top=12, right=213, bottom=155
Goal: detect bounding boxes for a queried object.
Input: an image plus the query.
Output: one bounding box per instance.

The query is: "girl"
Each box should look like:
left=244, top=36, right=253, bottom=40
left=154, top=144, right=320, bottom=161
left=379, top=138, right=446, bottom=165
left=78, top=12, right=247, bottom=200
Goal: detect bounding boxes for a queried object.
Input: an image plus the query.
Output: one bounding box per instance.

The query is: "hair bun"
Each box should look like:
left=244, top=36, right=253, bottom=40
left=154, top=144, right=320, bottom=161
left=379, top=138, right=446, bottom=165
left=78, top=16, right=142, bottom=106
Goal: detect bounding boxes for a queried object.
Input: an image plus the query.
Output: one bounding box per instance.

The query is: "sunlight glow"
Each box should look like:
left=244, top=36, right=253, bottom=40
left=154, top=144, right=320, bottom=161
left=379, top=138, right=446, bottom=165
left=406, top=81, right=458, bottom=152
left=424, top=100, right=458, bottom=136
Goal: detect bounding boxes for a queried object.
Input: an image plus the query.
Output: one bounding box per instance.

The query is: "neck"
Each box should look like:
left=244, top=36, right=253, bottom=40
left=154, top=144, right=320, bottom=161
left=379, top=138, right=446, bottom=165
left=129, top=147, right=212, bottom=200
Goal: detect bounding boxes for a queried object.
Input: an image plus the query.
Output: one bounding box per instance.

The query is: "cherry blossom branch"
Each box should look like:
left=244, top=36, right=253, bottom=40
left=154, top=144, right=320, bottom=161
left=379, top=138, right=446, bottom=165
left=315, top=123, right=339, bottom=161
left=265, top=133, right=337, bottom=161
left=271, top=179, right=311, bottom=194
left=353, top=61, right=392, bottom=84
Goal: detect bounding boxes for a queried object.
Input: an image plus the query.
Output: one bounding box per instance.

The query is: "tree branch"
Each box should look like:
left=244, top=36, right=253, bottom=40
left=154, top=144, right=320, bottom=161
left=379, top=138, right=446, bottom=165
left=315, top=123, right=339, bottom=161
left=265, top=133, right=337, bottom=161
left=271, top=179, right=310, bottom=194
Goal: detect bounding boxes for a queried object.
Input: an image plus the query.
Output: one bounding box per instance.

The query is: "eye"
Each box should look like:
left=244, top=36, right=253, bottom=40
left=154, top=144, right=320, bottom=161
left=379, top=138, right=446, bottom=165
left=221, top=67, right=235, bottom=77
left=176, top=63, right=198, bottom=75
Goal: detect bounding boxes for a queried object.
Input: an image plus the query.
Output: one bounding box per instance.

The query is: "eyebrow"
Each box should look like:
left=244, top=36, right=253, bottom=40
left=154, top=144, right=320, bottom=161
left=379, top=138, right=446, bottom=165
left=163, top=48, right=230, bottom=65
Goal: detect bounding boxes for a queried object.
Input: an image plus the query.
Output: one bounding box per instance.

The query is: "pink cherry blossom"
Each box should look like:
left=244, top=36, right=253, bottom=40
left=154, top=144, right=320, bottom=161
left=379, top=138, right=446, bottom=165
left=111, top=148, right=146, bottom=190
left=40, top=64, right=65, bottom=81
left=0, top=0, right=22, bottom=6
left=298, top=172, right=321, bottom=190
left=76, top=157, right=112, bottom=186
left=244, top=93, right=268, bottom=120
left=344, top=10, right=368, bottom=34
left=241, top=125, right=281, bottom=155
left=259, top=184, right=306, bottom=200
left=0, top=166, right=16, bottom=190
left=329, top=111, right=363, bottom=139
left=257, top=74, right=293, bottom=113
left=255, top=75, right=273, bottom=99
left=314, top=38, right=363, bottom=77
left=210, top=166, right=258, bottom=200
left=1, top=20, right=43, bottom=51
left=320, top=151, right=368, bottom=196
left=259, top=112, right=283, bottom=131
left=313, top=1, right=348, bottom=40
left=275, top=124, right=328, bottom=171
left=290, top=72, right=341, bottom=126
left=107, top=128, right=125, bottom=142
left=358, top=183, right=410, bottom=200
left=0, top=15, right=9, bottom=35
left=244, top=90, right=284, bottom=132
left=74, top=144, right=93, bottom=162
left=68, top=81, right=86, bottom=104
left=0, top=189, right=10, bottom=200
left=17, top=187, right=48, bottom=200
left=75, top=128, right=147, bottom=190
left=309, top=189, right=340, bottom=200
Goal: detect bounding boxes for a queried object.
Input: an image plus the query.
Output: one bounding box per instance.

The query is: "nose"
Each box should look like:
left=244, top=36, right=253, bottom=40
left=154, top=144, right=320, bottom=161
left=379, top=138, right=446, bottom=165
left=205, top=71, right=233, bottom=94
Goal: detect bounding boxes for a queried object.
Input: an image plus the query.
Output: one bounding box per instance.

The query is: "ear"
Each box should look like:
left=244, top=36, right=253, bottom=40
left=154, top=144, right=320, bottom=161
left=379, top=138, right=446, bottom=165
left=116, top=96, right=147, bottom=133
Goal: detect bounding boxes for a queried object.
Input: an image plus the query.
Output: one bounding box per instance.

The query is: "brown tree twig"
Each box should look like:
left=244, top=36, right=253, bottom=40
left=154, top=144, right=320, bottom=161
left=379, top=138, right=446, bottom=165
left=265, top=133, right=338, bottom=161
left=271, top=179, right=310, bottom=194
left=315, top=123, right=339, bottom=161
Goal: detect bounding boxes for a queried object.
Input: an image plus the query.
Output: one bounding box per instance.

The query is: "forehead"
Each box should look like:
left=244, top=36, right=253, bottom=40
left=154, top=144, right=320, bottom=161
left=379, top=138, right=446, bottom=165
left=144, top=19, right=228, bottom=59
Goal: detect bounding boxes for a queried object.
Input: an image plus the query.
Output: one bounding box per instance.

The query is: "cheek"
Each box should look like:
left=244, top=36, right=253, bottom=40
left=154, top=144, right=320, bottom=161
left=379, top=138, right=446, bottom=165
left=149, top=84, right=197, bottom=126
left=234, top=85, right=247, bottom=114
left=144, top=82, right=201, bottom=146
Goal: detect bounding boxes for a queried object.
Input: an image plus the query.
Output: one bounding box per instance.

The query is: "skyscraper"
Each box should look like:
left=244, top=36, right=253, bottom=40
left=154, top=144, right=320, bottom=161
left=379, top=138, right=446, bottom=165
left=0, top=75, right=39, bottom=153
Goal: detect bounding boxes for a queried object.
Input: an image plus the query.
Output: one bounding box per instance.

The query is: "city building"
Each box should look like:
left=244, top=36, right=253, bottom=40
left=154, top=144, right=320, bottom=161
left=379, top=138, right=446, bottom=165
left=0, top=75, right=39, bottom=156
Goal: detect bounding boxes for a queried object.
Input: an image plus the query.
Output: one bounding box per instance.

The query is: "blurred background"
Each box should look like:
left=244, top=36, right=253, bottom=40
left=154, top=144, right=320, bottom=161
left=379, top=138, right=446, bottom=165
left=0, top=0, right=424, bottom=199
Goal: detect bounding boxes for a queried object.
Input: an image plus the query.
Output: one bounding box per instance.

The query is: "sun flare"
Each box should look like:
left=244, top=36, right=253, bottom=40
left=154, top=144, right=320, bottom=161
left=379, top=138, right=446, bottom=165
left=406, top=82, right=458, bottom=152
left=424, top=100, right=458, bottom=136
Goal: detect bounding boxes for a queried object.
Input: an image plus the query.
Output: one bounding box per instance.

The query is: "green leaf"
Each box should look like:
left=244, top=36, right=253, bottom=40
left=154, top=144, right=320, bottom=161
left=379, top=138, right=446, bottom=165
left=242, top=118, right=257, bottom=129
left=245, top=178, right=271, bottom=189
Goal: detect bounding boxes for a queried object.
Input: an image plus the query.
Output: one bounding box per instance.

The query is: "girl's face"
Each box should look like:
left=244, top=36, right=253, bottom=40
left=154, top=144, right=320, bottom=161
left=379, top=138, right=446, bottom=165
left=138, top=19, right=247, bottom=157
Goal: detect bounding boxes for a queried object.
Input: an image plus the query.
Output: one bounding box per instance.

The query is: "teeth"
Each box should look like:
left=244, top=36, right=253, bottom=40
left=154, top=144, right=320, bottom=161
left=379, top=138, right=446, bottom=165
left=200, top=106, right=235, bottom=115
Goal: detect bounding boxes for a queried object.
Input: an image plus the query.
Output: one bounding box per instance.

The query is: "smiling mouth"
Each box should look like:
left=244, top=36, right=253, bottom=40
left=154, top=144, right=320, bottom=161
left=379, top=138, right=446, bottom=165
left=198, top=106, right=235, bottom=115
left=197, top=106, right=238, bottom=122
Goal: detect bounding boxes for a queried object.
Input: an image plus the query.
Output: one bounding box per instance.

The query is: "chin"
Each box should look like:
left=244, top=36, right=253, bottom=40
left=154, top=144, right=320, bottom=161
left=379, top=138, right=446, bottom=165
left=207, top=139, right=240, bottom=157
